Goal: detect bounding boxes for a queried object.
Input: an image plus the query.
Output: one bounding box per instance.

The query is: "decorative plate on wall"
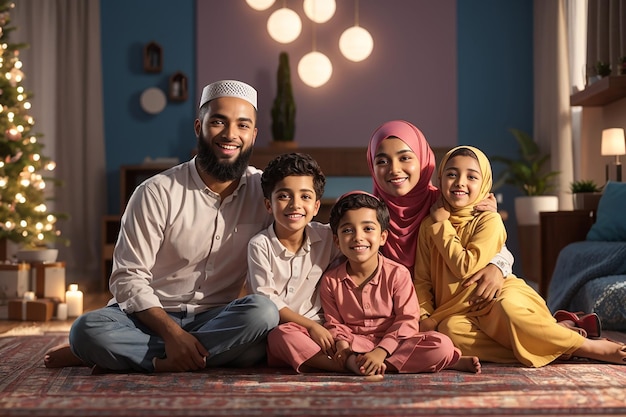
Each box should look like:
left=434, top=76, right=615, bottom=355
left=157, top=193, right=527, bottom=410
left=140, top=87, right=167, bottom=114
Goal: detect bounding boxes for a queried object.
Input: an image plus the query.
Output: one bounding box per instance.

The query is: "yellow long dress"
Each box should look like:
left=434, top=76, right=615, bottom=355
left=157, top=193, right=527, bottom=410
left=414, top=146, right=585, bottom=367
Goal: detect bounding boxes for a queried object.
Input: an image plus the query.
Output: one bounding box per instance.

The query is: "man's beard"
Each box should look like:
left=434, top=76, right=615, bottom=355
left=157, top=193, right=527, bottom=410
left=196, top=130, right=253, bottom=182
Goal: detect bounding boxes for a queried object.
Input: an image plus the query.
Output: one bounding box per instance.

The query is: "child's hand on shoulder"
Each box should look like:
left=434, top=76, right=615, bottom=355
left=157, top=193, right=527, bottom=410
left=430, top=197, right=450, bottom=222
left=472, top=192, right=497, bottom=215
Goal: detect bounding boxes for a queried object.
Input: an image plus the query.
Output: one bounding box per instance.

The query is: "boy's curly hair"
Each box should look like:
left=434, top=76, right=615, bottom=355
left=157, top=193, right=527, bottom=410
left=261, top=152, right=326, bottom=200
left=329, top=192, right=390, bottom=234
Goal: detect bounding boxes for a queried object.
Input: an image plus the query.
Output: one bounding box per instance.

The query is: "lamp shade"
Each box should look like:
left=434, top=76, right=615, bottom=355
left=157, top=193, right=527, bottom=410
left=339, top=26, right=374, bottom=62
left=303, top=0, right=336, bottom=24
left=601, top=128, right=626, bottom=156
left=298, top=51, right=332, bottom=88
left=245, top=0, right=275, bottom=11
left=267, top=7, right=302, bottom=44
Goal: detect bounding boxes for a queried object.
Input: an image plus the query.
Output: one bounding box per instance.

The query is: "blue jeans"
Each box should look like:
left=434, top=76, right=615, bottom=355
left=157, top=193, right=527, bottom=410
left=69, top=294, right=279, bottom=372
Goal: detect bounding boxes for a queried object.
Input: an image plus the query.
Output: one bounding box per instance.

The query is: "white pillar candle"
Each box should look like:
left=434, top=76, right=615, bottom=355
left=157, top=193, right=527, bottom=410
left=65, top=284, right=83, bottom=317
left=23, top=291, right=36, bottom=301
left=56, top=302, right=68, bottom=320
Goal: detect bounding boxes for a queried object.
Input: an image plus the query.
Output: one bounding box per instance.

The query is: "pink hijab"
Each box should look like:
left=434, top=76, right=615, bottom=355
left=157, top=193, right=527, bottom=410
left=367, top=120, right=439, bottom=270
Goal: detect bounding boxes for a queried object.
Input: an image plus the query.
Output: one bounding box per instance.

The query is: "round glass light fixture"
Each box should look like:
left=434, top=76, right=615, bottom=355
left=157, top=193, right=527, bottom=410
left=303, top=0, right=336, bottom=24
left=267, top=7, right=302, bottom=44
left=298, top=51, right=332, bottom=88
left=339, top=26, right=374, bottom=62
left=245, top=0, right=275, bottom=11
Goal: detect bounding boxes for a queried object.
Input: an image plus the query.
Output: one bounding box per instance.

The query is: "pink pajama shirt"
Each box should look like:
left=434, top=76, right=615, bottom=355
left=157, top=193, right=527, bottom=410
left=320, top=254, right=461, bottom=373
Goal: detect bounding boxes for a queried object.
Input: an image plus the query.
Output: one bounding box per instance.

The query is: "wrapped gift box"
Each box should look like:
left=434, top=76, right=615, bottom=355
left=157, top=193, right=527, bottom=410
left=8, top=298, right=55, bottom=321
left=31, top=261, right=66, bottom=301
left=0, top=263, right=31, bottom=304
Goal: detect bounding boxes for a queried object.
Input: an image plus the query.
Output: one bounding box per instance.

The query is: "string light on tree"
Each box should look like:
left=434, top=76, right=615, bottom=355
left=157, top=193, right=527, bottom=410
left=0, top=0, right=66, bottom=250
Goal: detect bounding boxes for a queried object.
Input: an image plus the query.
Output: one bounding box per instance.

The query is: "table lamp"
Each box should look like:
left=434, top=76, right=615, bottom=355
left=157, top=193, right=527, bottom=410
left=601, top=128, right=625, bottom=182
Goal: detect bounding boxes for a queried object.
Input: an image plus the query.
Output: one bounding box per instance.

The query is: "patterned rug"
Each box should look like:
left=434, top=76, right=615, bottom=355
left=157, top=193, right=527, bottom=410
left=1, top=334, right=625, bottom=417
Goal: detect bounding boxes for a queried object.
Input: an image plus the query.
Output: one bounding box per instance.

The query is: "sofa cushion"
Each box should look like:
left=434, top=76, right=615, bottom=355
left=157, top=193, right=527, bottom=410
left=586, top=181, right=626, bottom=241
left=569, top=275, right=626, bottom=332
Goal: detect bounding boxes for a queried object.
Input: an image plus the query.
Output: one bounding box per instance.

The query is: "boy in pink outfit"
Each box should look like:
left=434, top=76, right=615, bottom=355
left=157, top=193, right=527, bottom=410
left=320, top=191, right=481, bottom=377
left=247, top=153, right=345, bottom=373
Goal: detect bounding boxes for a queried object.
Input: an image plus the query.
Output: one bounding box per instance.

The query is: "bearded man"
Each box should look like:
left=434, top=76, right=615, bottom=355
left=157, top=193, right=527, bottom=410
left=45, top=80, right=278, bottom=373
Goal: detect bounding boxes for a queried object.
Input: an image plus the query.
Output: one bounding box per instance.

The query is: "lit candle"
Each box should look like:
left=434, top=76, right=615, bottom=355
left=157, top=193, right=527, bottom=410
left=65, top=284, right=83, bottom=317
left=56, top=302, right=68, bottom=320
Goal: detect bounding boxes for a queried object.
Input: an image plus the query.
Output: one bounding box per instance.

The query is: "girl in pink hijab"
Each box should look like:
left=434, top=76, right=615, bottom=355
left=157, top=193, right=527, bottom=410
left=367, top=120, right=513, bottom=303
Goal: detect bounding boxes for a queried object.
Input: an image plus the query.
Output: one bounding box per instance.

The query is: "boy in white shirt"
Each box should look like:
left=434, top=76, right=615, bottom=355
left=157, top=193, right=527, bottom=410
left=247, top=152, right=344, bottom=373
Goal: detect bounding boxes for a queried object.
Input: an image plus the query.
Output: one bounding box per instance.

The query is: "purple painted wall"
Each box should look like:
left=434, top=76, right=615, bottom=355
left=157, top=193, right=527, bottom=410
left=196, top=0, right=457, bottom=149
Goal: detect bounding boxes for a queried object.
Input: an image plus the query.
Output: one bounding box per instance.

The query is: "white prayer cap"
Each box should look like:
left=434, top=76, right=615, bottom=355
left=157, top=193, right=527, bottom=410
left=199, top=80, right=257, bottom=110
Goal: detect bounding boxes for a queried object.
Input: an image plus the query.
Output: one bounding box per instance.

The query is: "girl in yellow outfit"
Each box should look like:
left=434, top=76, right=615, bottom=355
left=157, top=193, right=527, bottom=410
left=414, top=145, right=626, bottom=367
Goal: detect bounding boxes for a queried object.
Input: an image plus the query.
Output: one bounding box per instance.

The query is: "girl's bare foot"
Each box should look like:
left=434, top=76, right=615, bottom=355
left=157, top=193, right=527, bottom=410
left=450, top=356, right=481, bottom=373
left=44, top=344, right=87, bottom=368
left=574, top=338, right=626, bottom=365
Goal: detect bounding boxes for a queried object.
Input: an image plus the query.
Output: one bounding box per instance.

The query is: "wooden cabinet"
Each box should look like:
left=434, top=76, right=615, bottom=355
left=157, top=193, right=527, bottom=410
left=539, top=210, right=596, bottom=297
left=120, top=163, right=175, bottom=213
left=101, top=215, right=121, bottom=290
left=101, top=163, right=176, bottom=288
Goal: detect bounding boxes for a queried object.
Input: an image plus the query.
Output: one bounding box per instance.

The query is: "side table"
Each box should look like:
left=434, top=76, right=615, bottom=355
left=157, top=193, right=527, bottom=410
left=539, top=210, right=595, bottom=297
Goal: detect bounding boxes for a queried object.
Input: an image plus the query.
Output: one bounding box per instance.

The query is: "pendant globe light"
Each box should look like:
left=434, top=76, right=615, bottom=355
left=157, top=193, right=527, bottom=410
left=298, top=52, right=332, bottom=87
left=298, top=18, right=332, bottom=87
left=245, top=0, right=276, bottom=11
left=303, top=0, right=336, bottom=24
left=267, top=2, right=302, bottom=44
left=339, top=0, right=373, bottom=62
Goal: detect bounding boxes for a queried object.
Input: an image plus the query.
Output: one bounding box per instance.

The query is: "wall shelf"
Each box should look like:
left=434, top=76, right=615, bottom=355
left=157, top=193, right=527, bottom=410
left=143, top=41, right=163, bottom=73
left=570, top=75, right=626, bottom=107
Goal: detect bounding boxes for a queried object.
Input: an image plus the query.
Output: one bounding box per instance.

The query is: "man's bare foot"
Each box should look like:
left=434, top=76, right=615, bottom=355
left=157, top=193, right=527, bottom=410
left=44, top=344, right=87, bottom=368
left=450, top=356, right=481, bottom=373
left=574, top=338, right=626, bottom=365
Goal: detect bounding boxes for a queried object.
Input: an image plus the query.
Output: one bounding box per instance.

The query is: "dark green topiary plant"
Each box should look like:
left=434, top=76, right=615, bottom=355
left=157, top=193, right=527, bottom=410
left=271, top=52, right=296, bottom=142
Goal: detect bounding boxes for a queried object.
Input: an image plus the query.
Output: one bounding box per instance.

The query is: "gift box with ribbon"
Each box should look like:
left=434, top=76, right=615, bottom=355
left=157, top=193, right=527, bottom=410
left=0, top=263, right=31, bottom=304
left=7, top=292, right=55, bottom=321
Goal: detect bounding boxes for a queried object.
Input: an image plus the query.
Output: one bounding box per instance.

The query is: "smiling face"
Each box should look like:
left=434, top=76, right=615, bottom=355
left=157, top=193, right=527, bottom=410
left=194, top=96, right=257, bottom=182
left=333, top=207, right=388, bottom=269
left=266, top=175, right=320, bottom=239
left=440, top=154, right=483, bottom=209
left=372, top=137, right=421, bottom=198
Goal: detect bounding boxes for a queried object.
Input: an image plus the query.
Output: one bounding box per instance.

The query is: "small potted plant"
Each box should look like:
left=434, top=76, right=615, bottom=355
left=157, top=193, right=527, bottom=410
left=569, top=179, right=603, bottom=211
left=492, top=128, right=560, bottom=226
left=596, top=61, right=612, bottom=77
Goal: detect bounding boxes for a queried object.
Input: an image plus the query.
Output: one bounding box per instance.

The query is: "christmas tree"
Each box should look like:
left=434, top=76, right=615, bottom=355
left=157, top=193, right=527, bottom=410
left=0, top=0, right=64, bottom=249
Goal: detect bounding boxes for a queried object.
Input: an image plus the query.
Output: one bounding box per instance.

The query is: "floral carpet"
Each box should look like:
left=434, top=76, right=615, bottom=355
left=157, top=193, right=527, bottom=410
left=1, top=334, right=625, bottom=417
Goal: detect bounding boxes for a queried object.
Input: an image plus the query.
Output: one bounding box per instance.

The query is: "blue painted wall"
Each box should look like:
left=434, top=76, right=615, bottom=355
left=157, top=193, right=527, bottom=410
left=457, top=0, right=534, bottom=262
left=100, top=0, right=196, bottom=214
